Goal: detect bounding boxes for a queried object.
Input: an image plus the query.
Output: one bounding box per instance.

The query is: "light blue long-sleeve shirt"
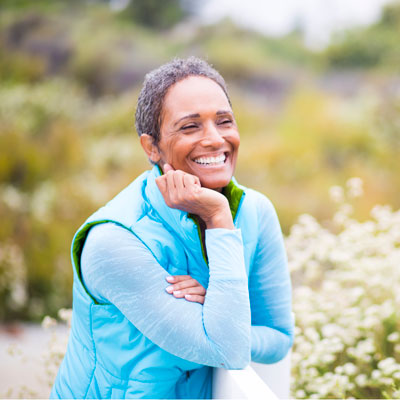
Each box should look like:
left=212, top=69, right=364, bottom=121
left=80, top=193, right=293, bottom=366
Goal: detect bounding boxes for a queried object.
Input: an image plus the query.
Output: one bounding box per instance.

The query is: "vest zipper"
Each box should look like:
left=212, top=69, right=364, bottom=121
left=188, top=214, right=209, bottom=268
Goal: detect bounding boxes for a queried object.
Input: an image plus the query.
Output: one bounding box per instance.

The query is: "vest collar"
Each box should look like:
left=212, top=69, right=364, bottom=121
left=144, top=166, right=196, bottom=242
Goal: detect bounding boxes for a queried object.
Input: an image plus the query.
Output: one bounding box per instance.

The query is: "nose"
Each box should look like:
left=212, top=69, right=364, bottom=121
left=201, top=122, right=225, bottom=148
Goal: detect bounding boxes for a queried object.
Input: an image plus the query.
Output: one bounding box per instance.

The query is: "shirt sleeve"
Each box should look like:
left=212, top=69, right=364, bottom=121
left=249, top=194, right=294, bottom=364
left=80, top=223, right=251, bottom=369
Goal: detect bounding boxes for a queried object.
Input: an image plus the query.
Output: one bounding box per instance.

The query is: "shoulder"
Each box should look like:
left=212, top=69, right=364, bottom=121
left=243, top=187, right=278, bottom=220
left=86, top=222, right=129, bottom=244
left=83, top=222, right=145, bottom=258
left=241, top=187, right=284, bottom=243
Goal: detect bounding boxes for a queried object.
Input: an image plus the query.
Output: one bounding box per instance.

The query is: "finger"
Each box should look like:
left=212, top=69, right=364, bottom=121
left=163, top=163, right=174, bottom=173
left=172, top=170, right=186, bottom=192
left=183, top=173, right=198, bottom=189
left=168, top=278, right=202, bottom=292
left=182, top=172, right=200, bottom=186
left=155, top=175, right=173, bottom=207
left=172, top=286, right=206, bottom=297
left=155, top=176, right=167, bottom=194
left=166, top=275, right=191, bottom=283
left=165, top=170, right=176, bottom=193
left=192, top=174, right=201, bottom=187
left=184, top=174, right=201, bottom=195
left=184, top=294, right=205, bottom=305
left=193, top=175, right=201, bottom=186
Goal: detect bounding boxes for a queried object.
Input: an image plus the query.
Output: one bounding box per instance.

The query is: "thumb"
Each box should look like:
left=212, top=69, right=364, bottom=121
left=163, top=163, right=174, bottom=173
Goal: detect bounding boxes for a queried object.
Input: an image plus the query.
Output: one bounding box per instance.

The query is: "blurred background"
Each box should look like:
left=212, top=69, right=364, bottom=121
left=1, top=0, right=400, bottom=398
left=1, top=0, right=399, bottom=337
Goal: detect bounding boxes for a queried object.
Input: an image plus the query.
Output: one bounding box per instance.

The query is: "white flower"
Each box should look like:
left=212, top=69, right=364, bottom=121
left=380, top=377, right=394, bottom=386
left=371, top=369, right=381, bottom=380
left=387, top=332, right=400, bottom=342
left=335, top=366, right=344, bottom=374
left=1, top=185, right=27, bottom=211
left=304, top=327, right=320, bottom=343
left=329, top=185, right=344, bottom=203
left=58, top=308, right=73, bottom=325
left=346, top=177, right=364, bottom=198
left=30, top=181, right=56, bottom=221
left=41, top=316, right=57, bottom=330
left=9, top=281, right=27, bottom=308
left=321, top=353, right=335, bottom=364
left=295, top=389, right=306, bottom=398
left=321, top=323, right=340, bottom=338
left=343, top=362, right=357, bottom=376
left=355, top=374, right=367, bottom=387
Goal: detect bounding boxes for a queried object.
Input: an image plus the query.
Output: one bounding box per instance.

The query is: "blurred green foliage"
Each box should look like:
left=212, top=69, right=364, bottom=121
left=322, top=2, right=400, bottom=70
left=0, top=1, right=399, bottom=320
left=120, top=0, right=196, bottom=30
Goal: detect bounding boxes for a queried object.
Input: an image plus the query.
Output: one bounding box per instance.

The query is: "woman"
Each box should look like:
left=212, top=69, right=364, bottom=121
left=51, top=57, right=294, bottom=399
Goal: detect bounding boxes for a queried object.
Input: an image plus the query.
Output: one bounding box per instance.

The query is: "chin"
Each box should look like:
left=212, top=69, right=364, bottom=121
left=200, top=176, right=231, bottom=191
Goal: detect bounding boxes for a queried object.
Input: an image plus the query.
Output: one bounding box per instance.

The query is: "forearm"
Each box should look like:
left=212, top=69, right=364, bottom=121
left=249, top=263, right=294, bottom=364
left=251, top=323, right=294, bottom=364
left=202, top=229, right=251, bottom=368
left=249, top=268, right=294, bottom=364
left=81, top=223, right=251, bottom=369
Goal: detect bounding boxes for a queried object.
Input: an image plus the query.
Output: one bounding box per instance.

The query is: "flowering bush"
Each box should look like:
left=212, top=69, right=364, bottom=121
left=288, top=178, right=400, bottom=399
left=0, top=80, right=143, bottom=320
left=41, top=308, right=72, bottom=389
left=0, top=241, right=27, bottom=314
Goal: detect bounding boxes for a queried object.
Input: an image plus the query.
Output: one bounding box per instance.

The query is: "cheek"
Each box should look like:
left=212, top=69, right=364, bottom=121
left=230, top=132, right=240, bottom=152
left=166, top=141, right=176, bottom=160
left=236, top=134, right=240, bottom=148
left=159, top=137, right=177, bottom=162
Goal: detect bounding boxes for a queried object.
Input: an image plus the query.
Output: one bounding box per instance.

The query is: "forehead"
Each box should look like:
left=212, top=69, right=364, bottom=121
left=162, top=76, right=231, bottom=120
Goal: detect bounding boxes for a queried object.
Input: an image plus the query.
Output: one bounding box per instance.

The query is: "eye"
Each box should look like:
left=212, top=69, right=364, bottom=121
left=218, top=118, right=233, bottom=126
left=180, top=123, right=198, bottom=131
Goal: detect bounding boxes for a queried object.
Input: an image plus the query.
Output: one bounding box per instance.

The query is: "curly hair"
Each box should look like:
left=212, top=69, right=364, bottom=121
left=135, top=56, right=231, bottom=145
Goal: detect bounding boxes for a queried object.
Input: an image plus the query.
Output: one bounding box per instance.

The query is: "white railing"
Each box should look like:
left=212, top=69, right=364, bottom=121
left=212, top=349, right=291, bottom=399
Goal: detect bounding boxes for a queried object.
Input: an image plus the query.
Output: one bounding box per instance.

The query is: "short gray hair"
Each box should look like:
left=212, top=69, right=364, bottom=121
left=135, top=56, right=231, bottom=145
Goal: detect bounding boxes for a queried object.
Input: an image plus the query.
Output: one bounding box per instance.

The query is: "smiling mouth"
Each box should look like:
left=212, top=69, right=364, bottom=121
left=193, top=153, right=227, bottom=166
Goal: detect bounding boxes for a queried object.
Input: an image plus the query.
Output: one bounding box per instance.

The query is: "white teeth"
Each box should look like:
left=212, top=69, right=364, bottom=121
left=194, top=154, right=226, bottom=165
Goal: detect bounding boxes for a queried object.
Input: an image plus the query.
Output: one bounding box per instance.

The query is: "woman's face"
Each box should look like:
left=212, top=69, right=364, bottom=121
left=156, top=76, right=240, bottom=191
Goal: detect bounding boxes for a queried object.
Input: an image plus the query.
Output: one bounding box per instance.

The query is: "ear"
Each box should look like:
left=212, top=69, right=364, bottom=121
left=140, top=134, right=161, bottom=164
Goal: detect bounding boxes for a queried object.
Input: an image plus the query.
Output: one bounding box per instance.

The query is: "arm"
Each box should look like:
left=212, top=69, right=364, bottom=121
left=249, top=194, right=294, bottom=364
left=81, top=222, right=251, bottom=369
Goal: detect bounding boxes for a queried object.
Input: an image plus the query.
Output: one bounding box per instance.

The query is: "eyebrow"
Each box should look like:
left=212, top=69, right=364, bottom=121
left=216, top=110, right=233, bottom=116
left=174, top=113, right=200, bottom=127
left=173, top=110, right=233, bottom=127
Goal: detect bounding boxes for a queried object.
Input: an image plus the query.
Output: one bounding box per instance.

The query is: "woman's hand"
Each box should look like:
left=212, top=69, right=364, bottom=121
left=165, top=275, right=206, bottom=304
left=155, top=164, right=234, bottom=229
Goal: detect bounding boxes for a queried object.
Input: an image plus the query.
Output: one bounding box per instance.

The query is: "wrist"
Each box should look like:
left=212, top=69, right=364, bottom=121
left=203, top=208, right=234, bottom=230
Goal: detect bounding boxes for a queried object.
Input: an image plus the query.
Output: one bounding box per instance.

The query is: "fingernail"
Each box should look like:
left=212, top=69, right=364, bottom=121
left=185, top=295, right=193, bottom=299
left=165, top=286, right=173, bottom=293
left=173, top=290, right=181, bottom=295
left=166, top=276, right=175, bottom=282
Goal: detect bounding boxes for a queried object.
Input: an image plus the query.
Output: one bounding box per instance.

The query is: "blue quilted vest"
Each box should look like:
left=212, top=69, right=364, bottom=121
left=51, top=166, right=260, bottom=399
